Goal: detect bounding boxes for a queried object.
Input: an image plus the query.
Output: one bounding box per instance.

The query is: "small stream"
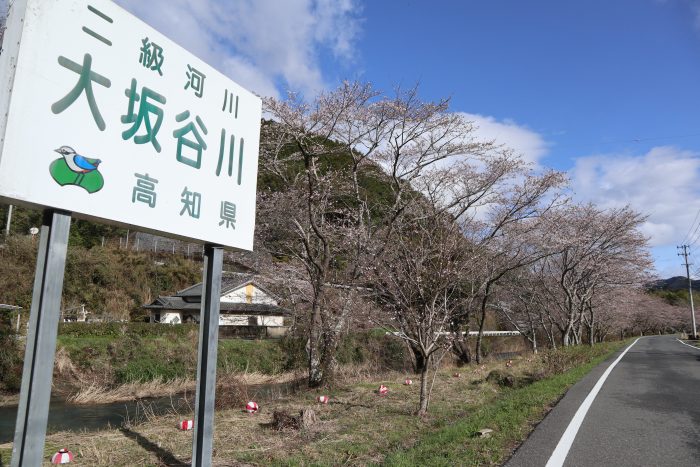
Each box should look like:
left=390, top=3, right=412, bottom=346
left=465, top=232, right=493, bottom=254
left=0, top=380, right=301, bottom=443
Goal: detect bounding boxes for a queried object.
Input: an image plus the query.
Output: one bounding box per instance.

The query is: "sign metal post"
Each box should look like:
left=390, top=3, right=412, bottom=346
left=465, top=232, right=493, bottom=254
left=192, top=244, right=223, bottom=466
left=11, top=211, right=71, bottom=467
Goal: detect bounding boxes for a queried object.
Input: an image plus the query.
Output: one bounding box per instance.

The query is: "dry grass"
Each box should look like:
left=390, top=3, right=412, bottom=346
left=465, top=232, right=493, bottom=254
left=67, top=378, right=196, bottom=405
left=36, top=355, right=545, bottom=466
left=0, top=346, right=618, bottom=465
left=0, top=392, right=19, bottom=407
left=1, top=354, right=554, bottom=465
left=220, top=370, right=300, bottom=386
left=54, top=347, right=79, bottom=376
left=66, top=371, right=301, bottom=405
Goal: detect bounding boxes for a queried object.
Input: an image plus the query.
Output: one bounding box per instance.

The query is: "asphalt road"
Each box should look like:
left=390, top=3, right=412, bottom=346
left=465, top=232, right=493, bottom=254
left=506, top=336, right=700, bottom=467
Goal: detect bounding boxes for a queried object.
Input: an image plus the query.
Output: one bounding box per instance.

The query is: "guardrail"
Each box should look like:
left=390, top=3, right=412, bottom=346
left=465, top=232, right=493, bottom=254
left=386, top=330, right=522, bottom=337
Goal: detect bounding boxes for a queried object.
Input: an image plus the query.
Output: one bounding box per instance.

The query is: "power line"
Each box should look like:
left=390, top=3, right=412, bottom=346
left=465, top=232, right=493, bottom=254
left=606, top=131, right=700, bottom=145
left=687, top=221, right=700, bottom=248
left=682, top=206, right=700, bottom=245
left=552, top=131, right=700, bottom=155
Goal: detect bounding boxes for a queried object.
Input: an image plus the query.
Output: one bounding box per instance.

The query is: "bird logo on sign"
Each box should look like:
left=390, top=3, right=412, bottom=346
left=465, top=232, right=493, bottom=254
left=49, top=145, right=104, bottom=193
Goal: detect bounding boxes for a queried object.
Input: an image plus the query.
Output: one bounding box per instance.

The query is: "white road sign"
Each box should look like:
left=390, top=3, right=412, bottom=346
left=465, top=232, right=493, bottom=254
left=0, top=0, right=261, bottom=250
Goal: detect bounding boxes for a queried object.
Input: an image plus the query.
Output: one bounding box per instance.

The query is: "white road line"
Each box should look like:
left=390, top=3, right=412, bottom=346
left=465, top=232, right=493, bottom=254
left=676, top=338, right=700, bottom=351
left=545, top=338, right=641, bottom=467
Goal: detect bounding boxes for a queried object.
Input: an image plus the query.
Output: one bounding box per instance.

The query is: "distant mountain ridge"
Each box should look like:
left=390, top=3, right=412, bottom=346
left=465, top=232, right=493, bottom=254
left=652, top=276, right=700, bottom=292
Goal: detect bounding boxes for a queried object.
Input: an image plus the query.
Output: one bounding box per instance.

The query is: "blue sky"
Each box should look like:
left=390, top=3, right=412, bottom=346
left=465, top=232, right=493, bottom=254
left=5, top=0, right=695, bottom=276
left=111, top=0, right=700, bottom=278
left=352, top=0, right=700, bottom=278
left=358, top=0, right=700, bottom=166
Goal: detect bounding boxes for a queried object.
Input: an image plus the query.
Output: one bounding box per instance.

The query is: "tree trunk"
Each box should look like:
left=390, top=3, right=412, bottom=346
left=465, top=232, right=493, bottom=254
left=532, top=331, right=538, bottom=354
left=475, top=318, right=485, bottom=364
left=450, top=317, right=471, bottom=365
left=452, top=339, right=472, bottom=365
left=308, top=298, right=324, bottom=388
left=575, top=311, right=584, bottom=345
left=409, top=341, right=428, bottom=373
left=540, top=313, right=556, bottom=349
left=562, top=315, right=576, bottom=347
left=417, top=355, right=430, bottom=416
left=475, top=289, right=491, bottom=364
left=319, top=332, right=341, bottom=387
left=525, top=311, right=538, bottom=354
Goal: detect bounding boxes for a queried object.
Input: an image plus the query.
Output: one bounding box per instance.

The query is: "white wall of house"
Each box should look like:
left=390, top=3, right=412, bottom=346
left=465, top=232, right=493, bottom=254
left=220, top=284, right=277, bottom=306
left=258, top=316, right=284, bottom=327
left=160, top=311, right=182, bottom=324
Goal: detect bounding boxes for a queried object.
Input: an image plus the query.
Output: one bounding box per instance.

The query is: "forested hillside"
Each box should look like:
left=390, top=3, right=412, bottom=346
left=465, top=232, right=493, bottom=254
left=0, top=234, right=200, bottom=321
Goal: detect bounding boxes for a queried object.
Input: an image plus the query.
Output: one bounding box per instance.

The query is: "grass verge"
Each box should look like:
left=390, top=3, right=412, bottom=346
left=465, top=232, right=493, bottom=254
left=384, top=340, right=630, bottom=466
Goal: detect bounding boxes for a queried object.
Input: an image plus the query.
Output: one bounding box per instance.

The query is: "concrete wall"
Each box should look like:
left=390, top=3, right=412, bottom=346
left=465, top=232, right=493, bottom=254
left=219, top=315, right=250, bottom=326
left=152, top=310, right=283, bottom=328
left=266, top=326, right=288, bottom=338
left=219, top=314, right=284, bottom=326
left=218, top=325, right=289, bottom=339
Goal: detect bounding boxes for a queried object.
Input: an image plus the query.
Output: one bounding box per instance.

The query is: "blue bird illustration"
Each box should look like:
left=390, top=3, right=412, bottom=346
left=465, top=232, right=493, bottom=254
left=54, top=146, right=101, bottom=174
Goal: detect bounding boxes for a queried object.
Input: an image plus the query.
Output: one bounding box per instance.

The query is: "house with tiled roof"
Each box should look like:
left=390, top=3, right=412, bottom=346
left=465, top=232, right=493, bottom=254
left=144, top=272, right=290, bottom=338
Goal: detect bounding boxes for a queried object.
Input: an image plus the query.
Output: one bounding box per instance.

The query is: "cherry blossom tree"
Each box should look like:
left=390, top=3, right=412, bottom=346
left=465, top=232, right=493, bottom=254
left=261, top=82, right=384, bottom=387
left=261, top=82, right=493, bottom=387
left=524, top=204, right=652, bottom=346
left=371, top=200, right=470, bottom=415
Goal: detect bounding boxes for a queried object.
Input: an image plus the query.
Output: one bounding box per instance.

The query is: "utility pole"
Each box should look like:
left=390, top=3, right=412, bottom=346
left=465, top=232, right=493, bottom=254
left=677, top=245, right=698, bottom=339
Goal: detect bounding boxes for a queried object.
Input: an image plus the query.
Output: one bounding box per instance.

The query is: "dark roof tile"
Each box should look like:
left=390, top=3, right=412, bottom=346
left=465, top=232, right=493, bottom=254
left=176, top=272, right=254, bottom=298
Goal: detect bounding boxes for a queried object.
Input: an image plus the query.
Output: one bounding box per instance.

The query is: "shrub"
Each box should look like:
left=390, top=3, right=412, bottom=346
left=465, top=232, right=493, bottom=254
left=115, top=358, right=188, bottom=383
left=276, top=331, right=411, bottom=374
left=485, top=370, right=517, bottom=388
left=536, top=342, right=623, bottom=378
left=0, top=316, right=22, bottom=391
left=278, top=335, right=307, bottom=371
left=218, top=339, right=285, bottom=374
left=59, top=322, right=198, bottom=338
left=336, top=332, right=410, bottom=371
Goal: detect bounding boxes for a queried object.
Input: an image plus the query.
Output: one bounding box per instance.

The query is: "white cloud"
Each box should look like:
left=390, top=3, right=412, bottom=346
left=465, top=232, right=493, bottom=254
left=115, top=0, right=362, bottom=99
left=459, top=113, right=550, bottom=166
left=570, top=146, right=700, bottom=248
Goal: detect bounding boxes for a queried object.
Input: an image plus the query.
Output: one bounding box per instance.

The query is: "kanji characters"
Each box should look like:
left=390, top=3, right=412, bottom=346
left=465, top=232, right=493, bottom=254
left=215, top=129, right=245, bottom=185
left=173, top=111, right=208, bottom=168
left=122, top=78, right=167, bottom=152
left=84, top=4, right=113, bottom=46
left=185, top=64, right=206, bottom=98
left=132, top=173, right=159, bottom=208
left=180, top=187, right=202, bottom=218
left=219, top=201, right=236, bottom=229
left=139, top=37, right=164, bottom=76
left=46, top=15, right=254, bottom=238
left=222, top=89, right=238, bottom=117
left=51, top=54, right=112, bottom=131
